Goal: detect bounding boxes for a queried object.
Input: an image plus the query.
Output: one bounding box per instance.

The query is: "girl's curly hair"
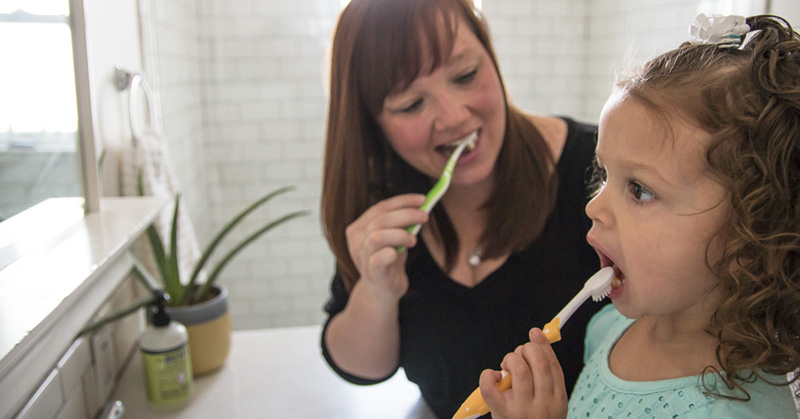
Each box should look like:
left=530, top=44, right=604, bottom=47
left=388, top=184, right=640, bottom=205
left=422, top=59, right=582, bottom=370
left=613, top=15, right=800, bottom=398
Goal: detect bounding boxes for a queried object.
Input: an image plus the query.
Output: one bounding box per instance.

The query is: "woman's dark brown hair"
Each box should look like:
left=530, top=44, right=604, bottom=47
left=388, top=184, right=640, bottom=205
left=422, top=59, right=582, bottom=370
left=612, top=15, right=800, bottom=397
left=321, top=0, right=557, bottom=290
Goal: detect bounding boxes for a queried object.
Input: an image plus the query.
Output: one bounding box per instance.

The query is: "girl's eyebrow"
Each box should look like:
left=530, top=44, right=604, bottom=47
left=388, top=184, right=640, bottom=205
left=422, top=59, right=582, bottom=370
left=616, top=159, right=674, bottom=187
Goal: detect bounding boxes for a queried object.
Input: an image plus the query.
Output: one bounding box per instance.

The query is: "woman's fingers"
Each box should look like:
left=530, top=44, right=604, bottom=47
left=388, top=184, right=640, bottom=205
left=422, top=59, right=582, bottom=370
left=361, top=194, right=428, bottom=230
left=347, top=194, right=428, bottom=254
left=343, top=194, right=428, bottom=297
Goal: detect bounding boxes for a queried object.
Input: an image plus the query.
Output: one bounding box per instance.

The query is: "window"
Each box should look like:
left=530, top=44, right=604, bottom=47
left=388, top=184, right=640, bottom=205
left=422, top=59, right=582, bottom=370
left=0, top=0, right=81, bottom=221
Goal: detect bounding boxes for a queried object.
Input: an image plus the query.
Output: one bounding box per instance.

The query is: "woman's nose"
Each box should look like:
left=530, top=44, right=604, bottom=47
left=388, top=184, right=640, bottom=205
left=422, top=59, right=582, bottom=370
left=432, top=91, right=469, bottom=130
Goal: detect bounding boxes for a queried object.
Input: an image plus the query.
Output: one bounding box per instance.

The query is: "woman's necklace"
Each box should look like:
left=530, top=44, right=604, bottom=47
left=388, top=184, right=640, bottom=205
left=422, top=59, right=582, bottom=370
left=468, top=248, right=483, bottom=267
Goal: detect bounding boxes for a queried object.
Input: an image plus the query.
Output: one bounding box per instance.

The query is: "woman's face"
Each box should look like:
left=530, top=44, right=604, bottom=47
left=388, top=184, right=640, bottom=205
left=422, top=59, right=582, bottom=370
left=376, top=17, right=506, bottom=187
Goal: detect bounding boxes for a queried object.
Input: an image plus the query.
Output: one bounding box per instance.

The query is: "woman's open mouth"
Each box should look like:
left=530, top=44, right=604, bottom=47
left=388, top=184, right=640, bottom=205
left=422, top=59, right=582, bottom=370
left=436, top=131, right=479, bottom=157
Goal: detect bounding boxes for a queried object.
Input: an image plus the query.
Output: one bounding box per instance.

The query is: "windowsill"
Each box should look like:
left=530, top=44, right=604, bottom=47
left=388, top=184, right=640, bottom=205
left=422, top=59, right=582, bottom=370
left=0, top=196, right=165, bottom=407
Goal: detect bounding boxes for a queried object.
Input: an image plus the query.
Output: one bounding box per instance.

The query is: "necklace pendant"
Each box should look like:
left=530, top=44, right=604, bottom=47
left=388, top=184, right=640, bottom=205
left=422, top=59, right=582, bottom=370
left=468, top=250, right=482, bottom=267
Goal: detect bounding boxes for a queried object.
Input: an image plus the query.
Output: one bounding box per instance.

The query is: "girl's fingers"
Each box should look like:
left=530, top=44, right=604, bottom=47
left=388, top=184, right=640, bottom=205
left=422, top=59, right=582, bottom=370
left=526, top=328, right=568, bottom=405
left=517, top=329, right=557, bottom=398
left=479, top=369, right=507, bottom=415
left=502, top=352, right=534, bottom=400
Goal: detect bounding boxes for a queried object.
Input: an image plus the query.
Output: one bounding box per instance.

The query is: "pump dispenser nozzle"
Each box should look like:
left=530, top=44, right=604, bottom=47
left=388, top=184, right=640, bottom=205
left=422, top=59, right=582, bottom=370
left=149, top=290, right=172, bottom=327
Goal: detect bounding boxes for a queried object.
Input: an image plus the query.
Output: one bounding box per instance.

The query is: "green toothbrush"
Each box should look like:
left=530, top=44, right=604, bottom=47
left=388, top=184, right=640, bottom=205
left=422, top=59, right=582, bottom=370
left=397, top=131, right=478, bottom=252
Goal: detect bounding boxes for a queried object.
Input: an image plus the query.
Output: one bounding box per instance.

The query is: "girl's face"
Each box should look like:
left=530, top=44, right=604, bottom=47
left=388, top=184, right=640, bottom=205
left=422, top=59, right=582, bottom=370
left=586, top=92, right=730, bottom=322
left=376, top=17, right=505, bottom=187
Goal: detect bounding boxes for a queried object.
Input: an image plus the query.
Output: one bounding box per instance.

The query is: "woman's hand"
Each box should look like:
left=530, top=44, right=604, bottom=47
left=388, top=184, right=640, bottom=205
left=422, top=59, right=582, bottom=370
left=479, top=328, right=569, bottom=419
left=345, top=193, right=428, bottom=300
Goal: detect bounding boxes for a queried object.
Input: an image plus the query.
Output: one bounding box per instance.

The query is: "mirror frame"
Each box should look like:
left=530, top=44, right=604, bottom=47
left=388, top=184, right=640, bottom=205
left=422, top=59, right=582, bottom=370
left=68, top=0, right=100, bottom=213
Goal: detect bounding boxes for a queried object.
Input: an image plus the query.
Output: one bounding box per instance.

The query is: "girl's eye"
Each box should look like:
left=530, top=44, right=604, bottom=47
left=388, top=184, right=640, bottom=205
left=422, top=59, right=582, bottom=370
left=629, top=182, right=655, bottom=202
left=588, top=158, right=607, bottom=197
left=590, top=157, right=607, bottom=187
left=455, top=69, right=477, bottom=84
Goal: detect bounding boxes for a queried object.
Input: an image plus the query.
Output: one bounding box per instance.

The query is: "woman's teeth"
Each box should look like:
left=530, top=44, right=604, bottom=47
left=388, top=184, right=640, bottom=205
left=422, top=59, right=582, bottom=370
left=439, top=143, right=474, bottom=157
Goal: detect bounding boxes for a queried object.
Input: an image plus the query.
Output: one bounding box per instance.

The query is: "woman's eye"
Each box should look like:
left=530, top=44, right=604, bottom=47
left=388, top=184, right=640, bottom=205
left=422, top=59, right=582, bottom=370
left=400, top=99, right=423, bottom=113
left=630, top=182, right=655, bottom=202
left=455, top=69, right=477, bottom=84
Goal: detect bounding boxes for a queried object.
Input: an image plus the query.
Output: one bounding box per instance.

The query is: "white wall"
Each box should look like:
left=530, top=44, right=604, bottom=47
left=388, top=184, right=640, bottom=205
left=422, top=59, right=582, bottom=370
left=83, top=0, right=143, bottom=196
left=197, top=0, right=338, bottom=328
left=141, top=0, right=337, bottom=329
left=481, top=1, right=588, bottom=119
left=770, top=0, right=800, bottom=23
left=583, top=0, right=771, bottom=123
left=138, top=0, right=211, bottom=247
left=133, top=0, right=798, bottom=330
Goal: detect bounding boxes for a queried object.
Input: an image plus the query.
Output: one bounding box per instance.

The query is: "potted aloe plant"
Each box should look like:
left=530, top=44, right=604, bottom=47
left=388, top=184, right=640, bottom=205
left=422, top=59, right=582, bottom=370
left=138, top=184, right=309, bottom=375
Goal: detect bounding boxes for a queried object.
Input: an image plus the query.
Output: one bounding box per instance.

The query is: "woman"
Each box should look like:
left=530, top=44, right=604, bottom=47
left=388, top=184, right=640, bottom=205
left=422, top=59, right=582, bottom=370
left=320, top=0, right=601, bottom=417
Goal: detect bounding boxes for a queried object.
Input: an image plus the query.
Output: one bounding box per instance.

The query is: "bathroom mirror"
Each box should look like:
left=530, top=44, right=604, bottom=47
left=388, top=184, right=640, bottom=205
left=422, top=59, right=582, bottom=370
left=0, top=0, right=86, bottom=222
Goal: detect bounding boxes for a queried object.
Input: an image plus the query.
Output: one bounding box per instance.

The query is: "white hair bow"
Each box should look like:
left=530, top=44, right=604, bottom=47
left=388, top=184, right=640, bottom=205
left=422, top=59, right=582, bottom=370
left=689, top=13, right=750, bottom=48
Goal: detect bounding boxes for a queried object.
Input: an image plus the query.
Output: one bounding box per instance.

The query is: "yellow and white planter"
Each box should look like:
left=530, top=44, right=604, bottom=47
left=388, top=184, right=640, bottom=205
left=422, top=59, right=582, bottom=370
left=168, top=286, right=232, bottom=376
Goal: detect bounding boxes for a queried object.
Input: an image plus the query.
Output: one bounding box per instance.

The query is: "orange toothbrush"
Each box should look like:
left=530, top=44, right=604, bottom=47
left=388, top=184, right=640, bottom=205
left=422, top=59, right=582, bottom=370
left=452, top=267, right=617, bottom=419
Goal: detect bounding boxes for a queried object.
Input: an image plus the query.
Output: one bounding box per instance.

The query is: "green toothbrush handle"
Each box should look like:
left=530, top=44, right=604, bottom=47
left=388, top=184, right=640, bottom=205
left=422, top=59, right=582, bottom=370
left=396, top=172, right=452, bottom=252
left=395, top=131, right=472, bottom=253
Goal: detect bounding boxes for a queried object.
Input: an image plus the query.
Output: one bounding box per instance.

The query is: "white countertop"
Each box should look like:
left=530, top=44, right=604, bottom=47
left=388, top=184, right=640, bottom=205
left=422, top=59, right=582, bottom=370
left=0, top=197, right=164, bottom=370
left=0, top=196, right=166, bottom=417
left=114, top=325, right=436, bottom=419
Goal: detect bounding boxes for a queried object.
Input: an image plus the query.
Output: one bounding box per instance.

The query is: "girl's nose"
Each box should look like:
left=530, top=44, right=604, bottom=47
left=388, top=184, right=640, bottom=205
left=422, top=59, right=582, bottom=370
left=585, top=186, right=613, bottom=228
left=432, top=91, right=469, bottom=130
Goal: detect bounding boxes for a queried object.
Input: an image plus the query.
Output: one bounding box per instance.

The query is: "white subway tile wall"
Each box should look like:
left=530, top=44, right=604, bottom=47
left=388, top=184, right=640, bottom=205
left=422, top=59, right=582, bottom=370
left=140, top=0, right=766, bottom=329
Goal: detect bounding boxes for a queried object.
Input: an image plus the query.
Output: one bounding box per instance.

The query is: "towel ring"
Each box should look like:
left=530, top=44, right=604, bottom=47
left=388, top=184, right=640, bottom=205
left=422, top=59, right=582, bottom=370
left=128, top=73, right=158, bottom=144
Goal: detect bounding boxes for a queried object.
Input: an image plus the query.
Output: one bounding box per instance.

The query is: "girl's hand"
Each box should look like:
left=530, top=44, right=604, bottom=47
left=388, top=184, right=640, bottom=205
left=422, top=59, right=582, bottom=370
left=345, top=193, right=428, bottom=300
left=479, top=328, right=569, bottom=419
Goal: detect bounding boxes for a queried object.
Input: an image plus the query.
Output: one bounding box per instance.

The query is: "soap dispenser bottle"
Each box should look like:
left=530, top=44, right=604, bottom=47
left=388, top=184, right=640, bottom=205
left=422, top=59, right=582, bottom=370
left=140, top=291, right=193, bottom=410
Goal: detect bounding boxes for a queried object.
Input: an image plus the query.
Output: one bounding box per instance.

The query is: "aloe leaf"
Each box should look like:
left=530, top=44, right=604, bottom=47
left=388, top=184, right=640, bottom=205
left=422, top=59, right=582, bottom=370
left=77, top=296, right=156, bottom=337
left=136, top=168, right=184, bottom=303
left=192, top=209, right=309, bottom=303
left=165, top=195, right=186, bottom=304
left=186, top=186, right=296, bottom=291
left=137, top=169, right=170, bottom=288
left=145, top=224, right=169, bottom=284
left=130, top=255, right=159, bottom=292
left=136, top=168, right=145, bottom=196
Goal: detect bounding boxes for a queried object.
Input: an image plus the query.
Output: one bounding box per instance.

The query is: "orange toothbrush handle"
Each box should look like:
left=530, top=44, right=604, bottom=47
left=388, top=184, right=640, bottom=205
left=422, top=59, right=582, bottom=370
left=452, top=319, right=562, bottom=419
left=542, top=317, right=562, bottom=343
left=452, top=371, right=512, bottom=419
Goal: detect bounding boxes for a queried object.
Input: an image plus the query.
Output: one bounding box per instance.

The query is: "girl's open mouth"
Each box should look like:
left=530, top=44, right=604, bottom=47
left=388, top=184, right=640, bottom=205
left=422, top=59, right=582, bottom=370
left=598, top=251, right=625, bottom=290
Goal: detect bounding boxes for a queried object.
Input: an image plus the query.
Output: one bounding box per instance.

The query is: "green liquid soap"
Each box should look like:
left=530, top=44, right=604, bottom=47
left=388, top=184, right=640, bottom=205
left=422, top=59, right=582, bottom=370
left=140, top=294, right=193, bottom=410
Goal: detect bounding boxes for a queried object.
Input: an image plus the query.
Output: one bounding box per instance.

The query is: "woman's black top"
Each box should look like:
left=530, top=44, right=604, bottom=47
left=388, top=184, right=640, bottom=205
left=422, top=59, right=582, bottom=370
left=321, top=118, right=604, bottom=418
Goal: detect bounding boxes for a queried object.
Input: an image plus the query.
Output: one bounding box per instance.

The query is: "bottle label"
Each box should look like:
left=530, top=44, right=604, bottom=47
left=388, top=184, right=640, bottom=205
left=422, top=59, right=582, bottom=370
left=141, top=345, right=193, bottom=406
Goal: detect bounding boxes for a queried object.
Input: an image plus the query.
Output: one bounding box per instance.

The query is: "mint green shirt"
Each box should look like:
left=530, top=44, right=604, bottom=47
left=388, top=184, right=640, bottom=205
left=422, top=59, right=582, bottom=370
left=568, top=304, right=797, bottom=418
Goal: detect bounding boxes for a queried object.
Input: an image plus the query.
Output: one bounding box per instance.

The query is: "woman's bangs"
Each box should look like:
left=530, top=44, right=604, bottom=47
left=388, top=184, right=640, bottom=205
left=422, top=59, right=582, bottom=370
left=355, top=0, right=457, bottom=115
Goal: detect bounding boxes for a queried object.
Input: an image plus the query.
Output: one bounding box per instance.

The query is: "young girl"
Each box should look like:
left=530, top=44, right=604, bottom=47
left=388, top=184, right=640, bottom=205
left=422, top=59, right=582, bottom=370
left=478, top=14, right=800, bottom=418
